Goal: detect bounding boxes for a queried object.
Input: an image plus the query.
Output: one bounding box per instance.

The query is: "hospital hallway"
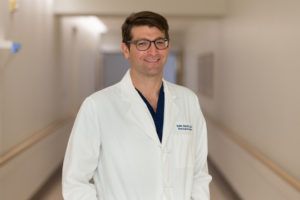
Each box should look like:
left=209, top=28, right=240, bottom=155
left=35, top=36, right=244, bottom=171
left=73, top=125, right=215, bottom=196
left=1, top=0, right=300, bottom=200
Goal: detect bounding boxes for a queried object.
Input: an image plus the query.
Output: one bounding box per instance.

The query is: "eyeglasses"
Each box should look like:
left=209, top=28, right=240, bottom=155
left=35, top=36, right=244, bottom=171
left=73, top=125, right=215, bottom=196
left=127, top=38, right=169, bottom=51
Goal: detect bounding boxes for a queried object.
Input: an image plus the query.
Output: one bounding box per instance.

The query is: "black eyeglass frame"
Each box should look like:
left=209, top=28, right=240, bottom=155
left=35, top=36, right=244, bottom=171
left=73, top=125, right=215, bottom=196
left=126, top=38, right=169, bottom=51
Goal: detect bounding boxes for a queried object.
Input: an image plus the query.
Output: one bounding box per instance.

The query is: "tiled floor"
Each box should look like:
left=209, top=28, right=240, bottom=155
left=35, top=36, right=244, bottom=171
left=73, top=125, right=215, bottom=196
left=31, top=161, right=240, bottom=200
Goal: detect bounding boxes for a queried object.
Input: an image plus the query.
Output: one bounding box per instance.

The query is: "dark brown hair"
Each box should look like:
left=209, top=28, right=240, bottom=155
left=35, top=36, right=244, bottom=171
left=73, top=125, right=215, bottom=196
left=121, top=11, right=169, bottom=45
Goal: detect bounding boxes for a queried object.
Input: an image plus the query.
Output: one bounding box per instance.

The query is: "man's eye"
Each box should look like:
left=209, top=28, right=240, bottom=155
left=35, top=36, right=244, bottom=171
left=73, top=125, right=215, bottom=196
left=156, top=40, right=165, bottom=45
left=137, top=41, right=149, bottom=46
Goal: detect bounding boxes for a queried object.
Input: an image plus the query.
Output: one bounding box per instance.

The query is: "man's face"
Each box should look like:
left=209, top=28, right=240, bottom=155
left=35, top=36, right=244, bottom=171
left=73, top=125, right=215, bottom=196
left=121, top=26, right=169, bottom=78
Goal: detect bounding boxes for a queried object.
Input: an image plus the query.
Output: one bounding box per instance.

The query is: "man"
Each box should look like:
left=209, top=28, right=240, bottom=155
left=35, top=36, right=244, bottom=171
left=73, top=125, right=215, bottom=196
left=62, top=11, right=211, bottom=200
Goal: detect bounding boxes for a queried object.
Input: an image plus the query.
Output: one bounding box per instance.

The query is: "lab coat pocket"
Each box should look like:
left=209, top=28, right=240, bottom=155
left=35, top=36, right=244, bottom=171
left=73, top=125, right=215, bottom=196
left=172, top=130, right=194, bottom=169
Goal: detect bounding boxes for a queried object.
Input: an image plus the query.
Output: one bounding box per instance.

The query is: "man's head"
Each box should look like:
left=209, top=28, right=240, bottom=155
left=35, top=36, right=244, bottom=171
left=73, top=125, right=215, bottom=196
left=121, top=11, right=170, bottom=79
left=121, top=11, right=169, bottom=46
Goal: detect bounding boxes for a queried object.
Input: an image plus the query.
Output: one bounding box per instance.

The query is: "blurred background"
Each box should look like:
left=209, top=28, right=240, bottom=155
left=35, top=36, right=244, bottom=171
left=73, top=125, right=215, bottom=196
left=0, top=0, right=299, bottom=199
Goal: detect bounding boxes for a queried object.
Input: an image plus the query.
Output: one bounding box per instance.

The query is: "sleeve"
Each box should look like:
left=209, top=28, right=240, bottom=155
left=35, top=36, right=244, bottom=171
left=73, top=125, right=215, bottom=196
left=62, top=97, right=101, bottom=200
left=191, top=95, right=212, bottom=200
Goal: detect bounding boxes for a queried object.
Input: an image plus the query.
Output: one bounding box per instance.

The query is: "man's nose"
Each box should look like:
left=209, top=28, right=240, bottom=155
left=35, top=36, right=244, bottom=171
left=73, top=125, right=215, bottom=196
left=147, top=42, right=158, bottom=54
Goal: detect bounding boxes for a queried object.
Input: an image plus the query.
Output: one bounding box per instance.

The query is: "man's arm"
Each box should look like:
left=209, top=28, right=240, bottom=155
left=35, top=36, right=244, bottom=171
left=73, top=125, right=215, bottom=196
left=191, top=95, right=212, bottom=200
left=62, top=97, right=101, bottom=200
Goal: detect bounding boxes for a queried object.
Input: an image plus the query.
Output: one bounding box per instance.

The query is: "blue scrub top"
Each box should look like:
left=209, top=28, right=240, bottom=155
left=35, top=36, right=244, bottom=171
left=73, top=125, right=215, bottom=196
left=136, top=84, right=164, bottom=142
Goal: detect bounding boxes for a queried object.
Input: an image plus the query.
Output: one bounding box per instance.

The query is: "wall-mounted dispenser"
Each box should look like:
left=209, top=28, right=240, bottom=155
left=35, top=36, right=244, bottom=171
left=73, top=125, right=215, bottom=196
left=9, top=0, right=19, bottom=13
left=0, top=40, right=21, bottom=53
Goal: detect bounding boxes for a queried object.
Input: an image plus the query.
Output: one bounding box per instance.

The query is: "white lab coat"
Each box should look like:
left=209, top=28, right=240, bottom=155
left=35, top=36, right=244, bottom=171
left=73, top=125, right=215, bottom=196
left=62, top=70, right=211, bottom=200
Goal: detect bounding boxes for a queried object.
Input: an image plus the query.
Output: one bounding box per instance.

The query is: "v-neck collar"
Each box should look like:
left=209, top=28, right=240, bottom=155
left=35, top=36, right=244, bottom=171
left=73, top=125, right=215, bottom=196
left=136, top=84, right=165, bottom=142
left=135, top=84, right=164, bottom=114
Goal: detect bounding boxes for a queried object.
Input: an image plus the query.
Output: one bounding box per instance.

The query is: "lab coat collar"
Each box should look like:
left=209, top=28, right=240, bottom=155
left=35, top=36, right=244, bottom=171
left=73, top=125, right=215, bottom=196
left=119, top=70, right=179, bottom=148
left=161, top=79, right=179, bottom=149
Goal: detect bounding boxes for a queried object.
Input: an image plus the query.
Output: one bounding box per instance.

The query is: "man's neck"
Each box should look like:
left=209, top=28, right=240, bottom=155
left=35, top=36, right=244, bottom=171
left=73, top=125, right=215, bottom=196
left=130, top=70, right=163, bottom=110
left=131, top=70, right=162, bottom=94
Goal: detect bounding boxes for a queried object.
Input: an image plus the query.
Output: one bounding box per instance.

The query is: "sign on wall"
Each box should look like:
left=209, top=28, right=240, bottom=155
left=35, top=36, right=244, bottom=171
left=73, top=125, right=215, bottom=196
left=198, top=52, right=214, bottom=97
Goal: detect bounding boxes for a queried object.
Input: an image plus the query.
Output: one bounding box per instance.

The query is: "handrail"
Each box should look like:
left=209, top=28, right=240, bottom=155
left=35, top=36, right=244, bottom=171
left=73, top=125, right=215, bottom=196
left=205, top=114, right=300, bottom=192
left=0, top=117, right=74, bottom=167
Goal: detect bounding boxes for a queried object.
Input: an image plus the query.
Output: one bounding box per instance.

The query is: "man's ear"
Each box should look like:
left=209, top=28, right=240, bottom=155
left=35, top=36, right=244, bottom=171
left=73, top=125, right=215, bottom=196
left=121, top=43, right=130, bottom=59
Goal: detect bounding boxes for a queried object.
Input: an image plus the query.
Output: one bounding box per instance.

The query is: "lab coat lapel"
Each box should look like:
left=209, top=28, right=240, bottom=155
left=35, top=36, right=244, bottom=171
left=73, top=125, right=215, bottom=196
left=162, top=81, right=179, bottom=149
left=119, top=71, right=161, bottom=146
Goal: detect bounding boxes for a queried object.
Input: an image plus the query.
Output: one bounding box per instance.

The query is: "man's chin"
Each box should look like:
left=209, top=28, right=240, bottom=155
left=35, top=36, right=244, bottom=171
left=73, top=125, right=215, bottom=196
left=145, top=70, right=163, bottom=78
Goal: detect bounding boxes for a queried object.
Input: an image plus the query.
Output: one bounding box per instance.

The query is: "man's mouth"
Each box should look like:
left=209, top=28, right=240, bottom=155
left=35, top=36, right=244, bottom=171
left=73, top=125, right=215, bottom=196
left=145, top=57, right=160, bottom=63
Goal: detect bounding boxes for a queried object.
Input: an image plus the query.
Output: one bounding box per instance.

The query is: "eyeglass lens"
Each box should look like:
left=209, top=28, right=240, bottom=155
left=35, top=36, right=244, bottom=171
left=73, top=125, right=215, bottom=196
left=133, top=39, right=168, bottom=51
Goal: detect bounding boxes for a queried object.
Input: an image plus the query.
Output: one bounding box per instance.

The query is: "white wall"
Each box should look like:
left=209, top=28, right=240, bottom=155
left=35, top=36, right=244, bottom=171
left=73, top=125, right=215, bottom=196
left=183, top=0, right=300, bottom=198
left=0, top=0, right=5, bottom=39
left=1, top=0, right=60, bottom=153
left=183, top=20, right=220, bottom=99
left=0, top=0, right=6, bottom=157
left=59, top=16, right=102, bottom=115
